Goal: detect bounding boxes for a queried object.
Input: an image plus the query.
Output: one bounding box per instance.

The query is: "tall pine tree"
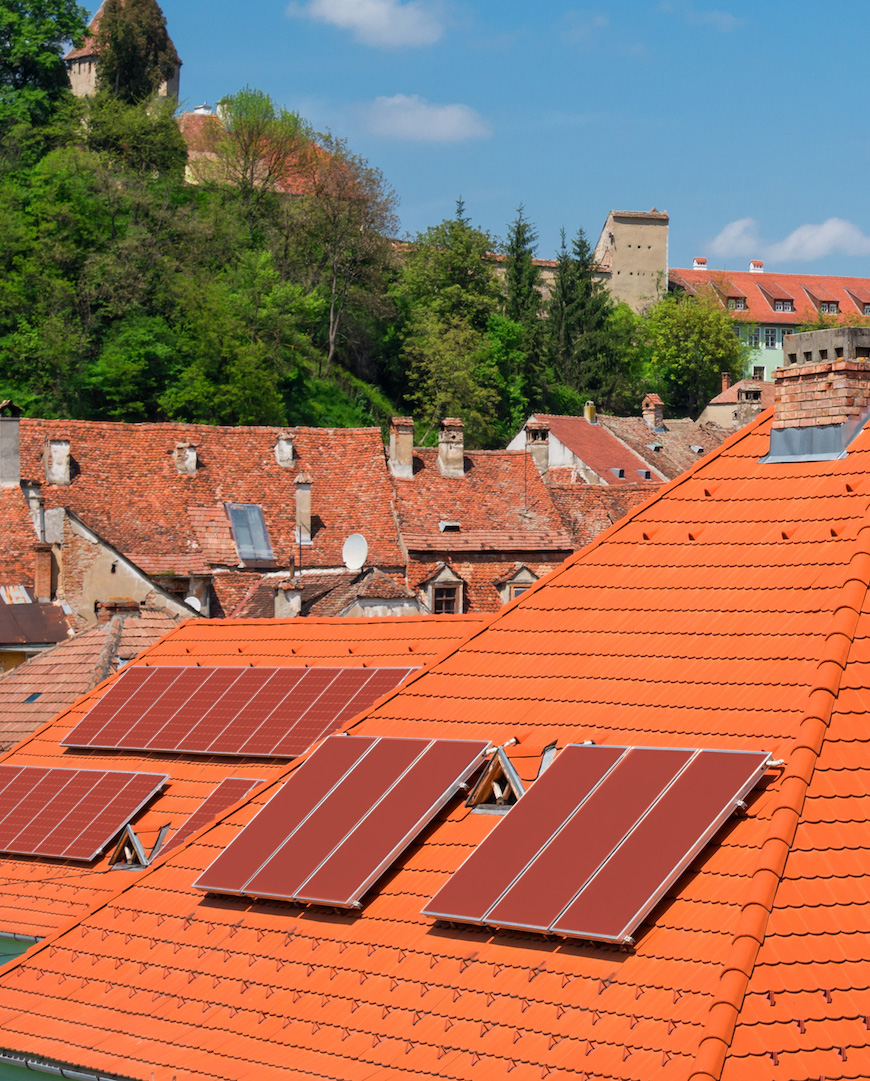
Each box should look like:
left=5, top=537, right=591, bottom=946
left=95, top=0, right=178, bottom=103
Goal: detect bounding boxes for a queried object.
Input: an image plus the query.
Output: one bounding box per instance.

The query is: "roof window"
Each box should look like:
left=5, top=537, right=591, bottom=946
left=637, top=469, right=652, bottom=480
left=439, top=520, right=461, bottom=533
left=23, top=692, right=41, bottom=703
left=225, top=503, right=274, bottom=563
left=467, top=747, right=526, bottom=813
left=610, top=467, right=626, bottom=479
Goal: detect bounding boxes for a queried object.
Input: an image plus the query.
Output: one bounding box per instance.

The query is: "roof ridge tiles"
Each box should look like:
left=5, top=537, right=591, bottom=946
left=689, top=527, right=870, bottom=1081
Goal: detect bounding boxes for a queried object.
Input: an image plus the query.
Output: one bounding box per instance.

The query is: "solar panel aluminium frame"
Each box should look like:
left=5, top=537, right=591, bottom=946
left=0, top=767, right=169, bottom=862
left=555, top=747, right=772, bottom=945
left=195, top=735, right=490, bottom=908
left=424, top=745, right=771, bottom=945
left=61, top=665, right=418, bottom=758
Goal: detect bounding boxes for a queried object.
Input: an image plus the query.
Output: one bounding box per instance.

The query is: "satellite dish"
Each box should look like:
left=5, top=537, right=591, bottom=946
left=342, top=533, right=368, bottom=571
left=184, top=595, right=203, bottom=613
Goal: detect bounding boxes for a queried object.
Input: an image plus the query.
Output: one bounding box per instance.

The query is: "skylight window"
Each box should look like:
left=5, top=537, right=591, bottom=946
left=225, top=503, right=274, bottom=563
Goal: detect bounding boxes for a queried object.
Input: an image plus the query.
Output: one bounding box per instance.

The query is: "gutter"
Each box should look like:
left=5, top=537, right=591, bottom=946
left=0, top=1052, right=127, bottom=1080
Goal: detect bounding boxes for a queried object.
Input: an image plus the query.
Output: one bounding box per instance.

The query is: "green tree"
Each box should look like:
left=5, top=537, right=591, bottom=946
left=643, top=290, right=749, bottom=418
left=272, top=132, right=398, bottom=377
left=503, top=205, right=541, bottom=328
left=404, top=311, right=500, bottom=448
left=191, top=87, right=310, bottom=233
left=95, top=0, right=178, bottom=104
left=0, top=0, right=87, bottom=127
left=84, top=92, right=187, bottom=178
left=394, top=200, right=502, bottom=445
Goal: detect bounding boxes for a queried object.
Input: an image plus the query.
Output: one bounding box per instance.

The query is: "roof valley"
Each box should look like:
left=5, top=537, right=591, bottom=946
left=689, top=523, right=870, bottom=1081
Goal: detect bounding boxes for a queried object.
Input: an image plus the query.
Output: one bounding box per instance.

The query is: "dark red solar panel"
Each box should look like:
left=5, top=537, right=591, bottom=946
left=422, top=744, right=770, bottom=944
left=64, top=666, right=416, bottom=758
left=160, top=777, right=263, bottom=857
left=485, top=748, right=692, bottom=931
left=195, top=736, right=373, bottom=894
left=0, top=765, right=167, bottom=861
left=298, top=738, right=491, bottom=907
left=60, top=665, right=156, bottom=746
left=552, top=749, right=770, bottom=942
left=196, top=735, right=489, bottom=906
left=424, top=744, right=625, bottom=924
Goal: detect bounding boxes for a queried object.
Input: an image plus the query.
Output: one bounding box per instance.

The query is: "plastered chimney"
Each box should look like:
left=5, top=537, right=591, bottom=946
left=584, top=401, right=597, bottom=425
left=437, top=418, right=465, bottom=478
left=295, top=473, right=312, bottom=545
left=0, top=401, right=21, bottom=487
left=524, top=419, right=550, bottom=477
left=275, top=580, right=302, bottom=618
left=389, top=416, right=414, bottom=479
left=173, top=442, right=197, bottom=475
left=44, top=438, right=70, bottom=485
left=642, top=394, right=664, bottom=429
left=274, top=432, right=295, bottom=468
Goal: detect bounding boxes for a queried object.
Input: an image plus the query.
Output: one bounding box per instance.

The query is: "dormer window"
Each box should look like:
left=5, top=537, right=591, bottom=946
left=728, top=297, right=746, bottom=311
left=774, top=300, right=794, bottom=312
left=439, top=520, right=461, bottom=533
left=610, top=467, right=625, bottom=479
left=433, top=585, right=459, bottom=614
left=820, top=301, right=839, bottom=314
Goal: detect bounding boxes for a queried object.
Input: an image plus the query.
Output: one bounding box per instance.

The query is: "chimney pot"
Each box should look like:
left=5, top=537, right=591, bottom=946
left=0, top=402, right=21, bottom=488
left=389, top=416, right=414, bottom=479
left=693, top=257, right=708, bottom=271
left=437, top=418, right=465, bottom=478
left=44, top=438, right=71, bottom=486
left=524, top=419, right=550, bottom=478
left=275, top=579, right=302, bottom=618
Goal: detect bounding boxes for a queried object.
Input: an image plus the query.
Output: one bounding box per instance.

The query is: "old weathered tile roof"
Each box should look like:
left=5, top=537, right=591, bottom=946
left=709, top=379, right=776, bottom=408
left=0, top=607, right=180, bottom=751
left=547, top=480, right=659, bottom=548
left=392, top=447, right=571, bottom=545
left=1, top=405, right=869, bottom=1078
left=0, top=615, right=483, bottom=940
left=670, top=266, right=870, bottom=326
left=596, top=414, right=728, bottom=479
left=19, top=419, right=405, bottom=572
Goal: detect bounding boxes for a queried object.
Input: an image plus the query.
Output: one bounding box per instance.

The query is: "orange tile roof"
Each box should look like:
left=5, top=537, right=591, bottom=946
left=596, top=414, right=728, bottom=479
left=535, top=413, right=659, bottom=484
left=0, top=488, right=38, bottom=589
left=3, top=409, right=870, bottom=1078
left=0, top=615, right=483, bottom=940
left=709, top=379, right=776, bottom=408
left=671, top=266, right=870, bottom=326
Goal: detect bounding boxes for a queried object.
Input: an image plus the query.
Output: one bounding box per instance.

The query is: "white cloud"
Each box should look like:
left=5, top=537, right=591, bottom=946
left=709, top=217, right=870, bottom=263
left=359, top=94, right=492, bottom=142
left=288, top=0, right=444, bottom=48
left=660, top=1, right=741, bottom=32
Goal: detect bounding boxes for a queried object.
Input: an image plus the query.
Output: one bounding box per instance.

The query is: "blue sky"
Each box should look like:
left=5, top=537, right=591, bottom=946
left=140, top=0, right=870, bottom=276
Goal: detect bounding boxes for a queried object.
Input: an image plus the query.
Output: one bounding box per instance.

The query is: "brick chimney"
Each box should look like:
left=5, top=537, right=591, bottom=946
left=524, top=419, right=550, bottom=477
left=721, top=372, right=732, bottom=393
left=0, top=401, right=21, bottom=487
left=173, top=442, right=197, bottom=475
left=437, top=418, right=465, bottom=478
left=388, top=416, right=414, bottom=479
left=641, top=393, right=664, bottom=430
left=765, top=327, right=870, bottom=462
left=44, top=438, right=70, bottom=485
left=295, top=473, right=312, bottom=545
left=33, top=542, right=52, bottom=602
